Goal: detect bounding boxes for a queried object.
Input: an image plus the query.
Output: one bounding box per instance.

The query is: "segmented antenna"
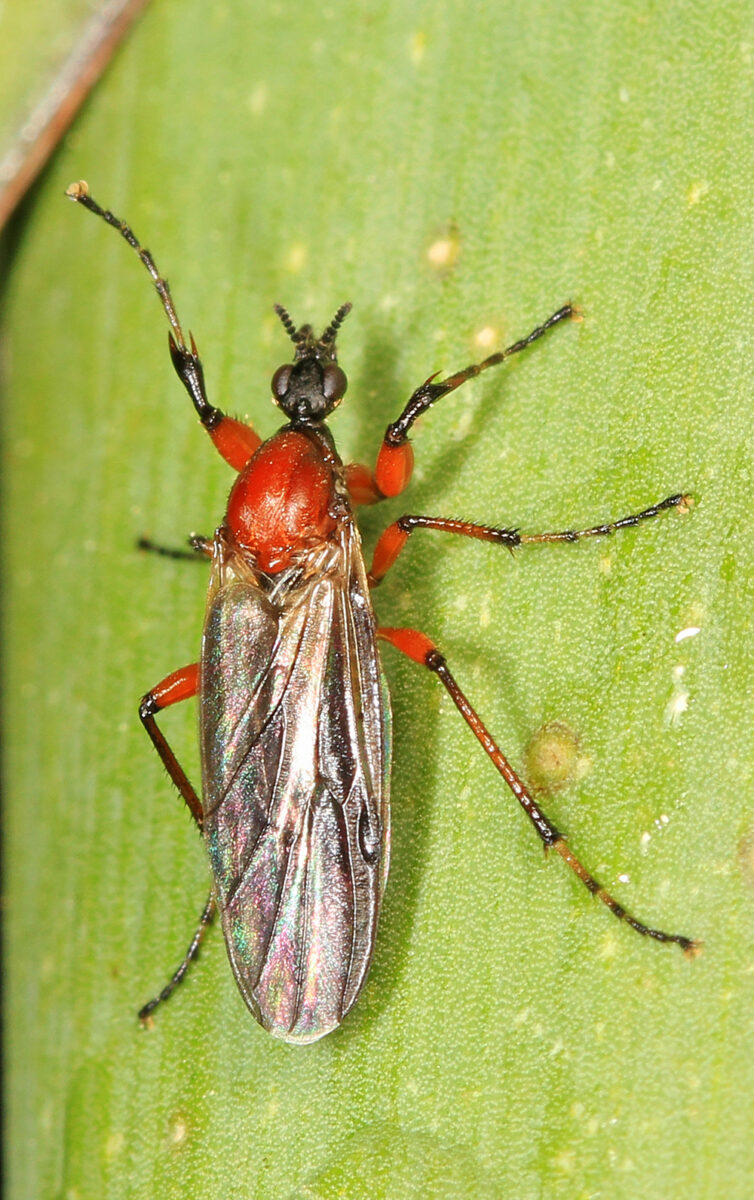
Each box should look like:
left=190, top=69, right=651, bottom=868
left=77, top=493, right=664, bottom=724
left=321, top=302, right=352, bottom=345
left=274, top=304, right=302, bottom=343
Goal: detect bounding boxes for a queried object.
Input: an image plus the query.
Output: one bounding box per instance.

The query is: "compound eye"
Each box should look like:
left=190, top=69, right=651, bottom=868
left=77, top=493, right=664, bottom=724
left=271, top=364, right=293, bottom=399
left=322, top=363, right=348, bottom=404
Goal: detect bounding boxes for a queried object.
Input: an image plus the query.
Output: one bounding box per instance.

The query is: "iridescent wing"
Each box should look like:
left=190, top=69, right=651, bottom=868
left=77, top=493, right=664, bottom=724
left=199, top=526, right=391, bottom=1043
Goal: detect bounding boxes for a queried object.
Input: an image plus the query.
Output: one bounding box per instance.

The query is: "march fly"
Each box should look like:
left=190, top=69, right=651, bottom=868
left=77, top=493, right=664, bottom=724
left=66, top=181, right=699, bottom=1044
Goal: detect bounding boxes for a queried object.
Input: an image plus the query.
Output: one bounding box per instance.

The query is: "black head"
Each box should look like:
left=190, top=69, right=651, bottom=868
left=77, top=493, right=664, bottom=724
left=271, top=302, right=351, bottom=422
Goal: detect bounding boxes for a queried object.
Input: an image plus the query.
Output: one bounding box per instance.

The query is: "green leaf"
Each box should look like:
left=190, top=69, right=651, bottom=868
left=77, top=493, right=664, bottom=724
left=5, top=2, right=754, bottom=1197
left=0, top=0, right=94, bottom=153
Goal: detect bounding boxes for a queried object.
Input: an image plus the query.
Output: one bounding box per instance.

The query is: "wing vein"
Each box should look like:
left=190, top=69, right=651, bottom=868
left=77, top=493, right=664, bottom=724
left=202, top=527, right=390, bottom=1040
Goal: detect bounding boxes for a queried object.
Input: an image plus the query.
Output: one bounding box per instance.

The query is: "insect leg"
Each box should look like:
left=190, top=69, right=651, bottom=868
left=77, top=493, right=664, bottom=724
left=351, top=304, right=577, bottom=502
left=138, top=892, right=216, bottom=1023
left=139, top=663, right=203, bottom=830
left=515, top=493, right=693, bottom=544
left=368, top=495, right=690, bottom=584
left=65, top=181, right=261, bottom=470
left=379, top=626, right=700, bottom=955
left=138, top=534, right=213, bottom=561
left=345, top=462, right=386, bottom=506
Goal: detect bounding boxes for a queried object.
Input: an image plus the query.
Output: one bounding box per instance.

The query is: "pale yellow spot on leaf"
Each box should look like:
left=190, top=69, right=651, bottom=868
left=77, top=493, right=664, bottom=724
left=427, top=235, right=459, bottom=269
left=687, top=179, right=709, bottom=206
left=410, top=30, right=427, bottom=63
left=247, top=83, right=268, bottom=115
left=474, top=325, right=497, bottom=349
left=284, top=243, right=308, bottom=273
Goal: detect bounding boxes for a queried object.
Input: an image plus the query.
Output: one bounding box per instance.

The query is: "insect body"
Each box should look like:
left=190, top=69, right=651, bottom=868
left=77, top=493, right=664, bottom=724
left=67, top=181, right=698, bottom=1044
left=200, top=427, right=390, bottom=1042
